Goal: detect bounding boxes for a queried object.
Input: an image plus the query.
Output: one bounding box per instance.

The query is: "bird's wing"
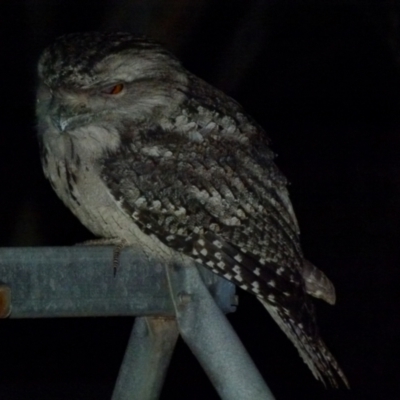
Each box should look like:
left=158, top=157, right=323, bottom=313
left=101, top=121, right=304, bottom=300
left=99, top=117, right=347, bottom=387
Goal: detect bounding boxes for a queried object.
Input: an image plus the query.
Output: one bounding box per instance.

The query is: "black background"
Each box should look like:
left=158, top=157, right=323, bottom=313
left=0, top=1, right=399, bottom=399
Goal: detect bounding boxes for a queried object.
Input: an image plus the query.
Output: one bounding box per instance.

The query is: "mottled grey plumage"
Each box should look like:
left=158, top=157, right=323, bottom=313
left=36, top=32, right=347, bottom=387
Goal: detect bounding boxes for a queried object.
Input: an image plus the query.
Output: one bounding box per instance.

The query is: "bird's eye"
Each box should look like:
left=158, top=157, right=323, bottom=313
left=103, top=83, right=124, bottom=95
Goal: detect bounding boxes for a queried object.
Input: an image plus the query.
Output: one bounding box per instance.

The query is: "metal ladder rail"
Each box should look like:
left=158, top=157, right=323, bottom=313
left=0, top=246, right=275, bottom=400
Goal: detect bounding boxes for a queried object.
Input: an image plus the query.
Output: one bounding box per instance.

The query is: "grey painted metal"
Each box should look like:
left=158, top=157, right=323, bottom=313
left=166, top=261, right=276, bottom=400
left=112, top=316, right=179, bottom=400
left=0, top=247, right=274, bottom=399
left=0, top=247, right=236, bottom=318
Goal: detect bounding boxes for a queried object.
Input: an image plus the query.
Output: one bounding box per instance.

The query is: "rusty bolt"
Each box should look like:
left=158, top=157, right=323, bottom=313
left=0, top=283, right=11, bottom=318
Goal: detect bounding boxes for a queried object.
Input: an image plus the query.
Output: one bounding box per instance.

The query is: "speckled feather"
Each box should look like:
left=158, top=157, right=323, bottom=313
left=36, top=32, right=347, bottom=387
left=99, top=97, right=345, bottom=387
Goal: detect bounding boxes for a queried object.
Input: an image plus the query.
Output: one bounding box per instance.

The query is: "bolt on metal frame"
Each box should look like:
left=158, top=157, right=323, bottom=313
left=0, top=246, right=275, bottom=400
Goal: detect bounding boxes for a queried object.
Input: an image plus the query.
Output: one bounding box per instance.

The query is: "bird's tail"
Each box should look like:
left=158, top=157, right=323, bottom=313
left=259, top=298, right=349, bottom=388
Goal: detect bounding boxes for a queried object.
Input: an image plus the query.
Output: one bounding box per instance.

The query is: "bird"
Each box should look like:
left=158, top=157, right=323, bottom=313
left=36, top=31, right=348, bottom=387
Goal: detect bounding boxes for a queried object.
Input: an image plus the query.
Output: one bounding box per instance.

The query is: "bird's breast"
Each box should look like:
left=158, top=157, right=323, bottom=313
left=42, top=136, right=175, bottom=260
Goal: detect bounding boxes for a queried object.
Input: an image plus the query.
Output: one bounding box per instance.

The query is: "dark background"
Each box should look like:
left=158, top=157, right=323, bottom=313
left=0, top=1, right=399, bottom=399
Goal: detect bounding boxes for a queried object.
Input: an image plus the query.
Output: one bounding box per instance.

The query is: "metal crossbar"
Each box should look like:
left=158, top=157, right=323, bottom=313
left=0, top=246, right=275, bottom=400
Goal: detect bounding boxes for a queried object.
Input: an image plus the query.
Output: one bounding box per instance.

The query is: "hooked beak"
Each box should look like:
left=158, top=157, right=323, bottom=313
left=51, top=103, right=89, bottom=133
left=52, top=115, right=70, bottom=132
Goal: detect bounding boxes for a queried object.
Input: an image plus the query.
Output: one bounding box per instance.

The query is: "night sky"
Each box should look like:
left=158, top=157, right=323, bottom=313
left=0, top=1, right=399, bottom=399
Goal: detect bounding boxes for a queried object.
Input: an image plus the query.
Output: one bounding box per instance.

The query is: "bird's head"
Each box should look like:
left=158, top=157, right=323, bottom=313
left=36, top=32, right=187, bottom=135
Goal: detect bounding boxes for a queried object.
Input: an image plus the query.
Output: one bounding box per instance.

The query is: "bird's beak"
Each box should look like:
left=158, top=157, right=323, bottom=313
left=52, top=114, right=70, bottom=132
left=51, top=103, right=89, bottom=133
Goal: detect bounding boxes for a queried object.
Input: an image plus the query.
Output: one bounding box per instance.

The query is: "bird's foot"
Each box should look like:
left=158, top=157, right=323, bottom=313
left=76, top=238, right=128, bottom=276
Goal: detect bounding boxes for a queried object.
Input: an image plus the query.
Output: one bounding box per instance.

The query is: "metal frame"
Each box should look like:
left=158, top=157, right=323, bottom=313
left=0, top=246, right=275, bottom=400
